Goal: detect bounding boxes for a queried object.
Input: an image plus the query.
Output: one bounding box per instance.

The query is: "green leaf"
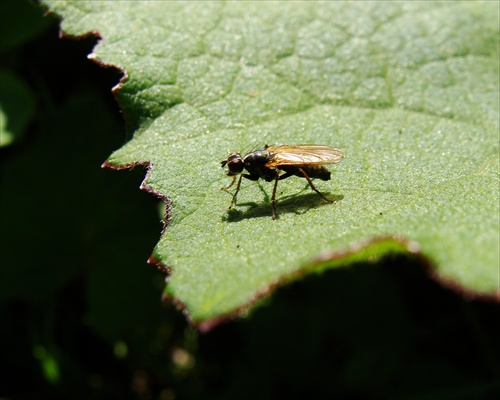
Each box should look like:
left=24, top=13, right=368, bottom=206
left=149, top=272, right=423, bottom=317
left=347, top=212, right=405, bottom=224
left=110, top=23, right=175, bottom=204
left=0, top=69, right=36, bottom=147
left=42, top=1, right=500, bottom=325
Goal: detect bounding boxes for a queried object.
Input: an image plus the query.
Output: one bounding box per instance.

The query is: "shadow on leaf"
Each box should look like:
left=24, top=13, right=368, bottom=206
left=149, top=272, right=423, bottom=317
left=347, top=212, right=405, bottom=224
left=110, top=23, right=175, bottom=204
left=222, top=192, right=344, bottom=222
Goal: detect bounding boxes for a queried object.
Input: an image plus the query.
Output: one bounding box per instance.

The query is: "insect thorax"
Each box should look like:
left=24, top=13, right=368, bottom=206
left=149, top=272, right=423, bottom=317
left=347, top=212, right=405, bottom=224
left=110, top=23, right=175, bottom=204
left=243, top=150, right=275, bottom=179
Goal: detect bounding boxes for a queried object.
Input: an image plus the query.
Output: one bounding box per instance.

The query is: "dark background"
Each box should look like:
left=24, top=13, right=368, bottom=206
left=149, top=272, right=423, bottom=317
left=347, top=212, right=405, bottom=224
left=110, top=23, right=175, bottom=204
left=1, top=2, right=499, bottom=399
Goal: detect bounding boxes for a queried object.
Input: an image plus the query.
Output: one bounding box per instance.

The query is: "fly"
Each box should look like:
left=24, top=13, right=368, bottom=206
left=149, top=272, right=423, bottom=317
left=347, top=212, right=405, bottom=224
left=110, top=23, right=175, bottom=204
left=221, top=144, right=344, bottom=220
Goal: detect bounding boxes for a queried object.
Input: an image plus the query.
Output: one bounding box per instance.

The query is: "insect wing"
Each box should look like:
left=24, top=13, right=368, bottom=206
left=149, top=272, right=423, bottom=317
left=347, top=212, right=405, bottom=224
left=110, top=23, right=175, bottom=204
left=265, top=145, right=344, bottom=167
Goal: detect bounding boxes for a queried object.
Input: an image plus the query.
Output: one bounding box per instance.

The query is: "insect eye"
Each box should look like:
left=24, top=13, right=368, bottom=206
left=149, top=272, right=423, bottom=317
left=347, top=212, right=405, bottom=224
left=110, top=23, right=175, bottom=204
left=226, top=153, right=244, bottom=175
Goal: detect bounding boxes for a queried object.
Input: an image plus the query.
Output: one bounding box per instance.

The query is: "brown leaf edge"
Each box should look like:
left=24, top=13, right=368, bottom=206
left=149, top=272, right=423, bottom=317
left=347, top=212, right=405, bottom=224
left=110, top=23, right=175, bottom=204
left=103, top=160, right=500, bottom=333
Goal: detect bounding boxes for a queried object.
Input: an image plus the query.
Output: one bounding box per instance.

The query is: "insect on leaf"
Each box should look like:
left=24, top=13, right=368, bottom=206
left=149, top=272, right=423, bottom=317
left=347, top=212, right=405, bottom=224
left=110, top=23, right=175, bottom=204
left=42, top=1, right=500, bottom=327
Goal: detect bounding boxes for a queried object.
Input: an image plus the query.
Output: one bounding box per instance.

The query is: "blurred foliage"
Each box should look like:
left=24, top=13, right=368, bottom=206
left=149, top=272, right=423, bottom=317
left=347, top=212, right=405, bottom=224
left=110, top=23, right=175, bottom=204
left=0, top=0, right=51, bottom=147
left=0, top=2, right=499, bottom=399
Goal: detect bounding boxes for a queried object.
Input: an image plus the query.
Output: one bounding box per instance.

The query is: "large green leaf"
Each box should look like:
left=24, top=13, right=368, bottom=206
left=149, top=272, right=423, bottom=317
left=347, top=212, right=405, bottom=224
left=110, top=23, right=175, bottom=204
left=42, top=1, right=499, bottom=326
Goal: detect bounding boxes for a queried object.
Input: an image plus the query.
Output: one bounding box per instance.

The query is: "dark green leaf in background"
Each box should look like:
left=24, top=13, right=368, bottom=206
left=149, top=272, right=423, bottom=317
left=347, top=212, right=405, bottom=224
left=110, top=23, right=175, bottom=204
left=0, top=1, right=53, bottom=146
left=41, top=1, right=499, bottom=325
left=0, top=0, right=52, bottom=52
left=0, top=69, right=36, bottom=146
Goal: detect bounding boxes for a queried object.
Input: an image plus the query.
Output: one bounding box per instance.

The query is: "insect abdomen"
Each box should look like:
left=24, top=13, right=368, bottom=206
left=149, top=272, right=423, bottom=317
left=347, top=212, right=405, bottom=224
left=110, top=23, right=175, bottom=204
left=300, top=165, right=331, bottom=181
left=279, top=165, right=331, bottom=181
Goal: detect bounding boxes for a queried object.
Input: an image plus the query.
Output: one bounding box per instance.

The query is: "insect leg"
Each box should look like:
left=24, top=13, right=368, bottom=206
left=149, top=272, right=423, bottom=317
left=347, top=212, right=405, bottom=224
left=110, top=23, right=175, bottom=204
left=297, top=167, right=335, bottom=204
left=227, top=175, right=243, bottom=210
left=271, top=170, right=280, bottom=220
left=221, top=175, right=237, bottom=190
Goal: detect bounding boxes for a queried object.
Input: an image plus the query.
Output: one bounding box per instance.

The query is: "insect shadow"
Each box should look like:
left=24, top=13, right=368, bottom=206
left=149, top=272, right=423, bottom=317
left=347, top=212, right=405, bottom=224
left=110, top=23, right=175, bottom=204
left=222, top=188, right=344, bottom=223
